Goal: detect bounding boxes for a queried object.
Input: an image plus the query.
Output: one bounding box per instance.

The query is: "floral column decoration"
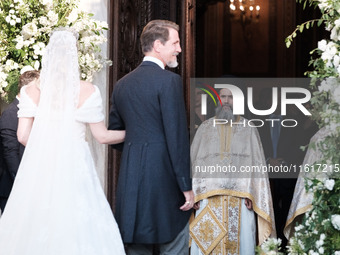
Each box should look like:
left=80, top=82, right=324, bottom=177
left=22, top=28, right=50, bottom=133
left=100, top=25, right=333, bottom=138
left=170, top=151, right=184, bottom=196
left=0, top=0, right=110, bottom=103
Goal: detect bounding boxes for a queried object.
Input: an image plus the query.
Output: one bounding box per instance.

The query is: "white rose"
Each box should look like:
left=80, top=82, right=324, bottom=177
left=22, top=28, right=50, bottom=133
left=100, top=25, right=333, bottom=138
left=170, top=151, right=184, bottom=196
left=318, top=247, right=324, bottom=254
left=16, top=17, right=21, bottom=23
left=318, top=0, right=331, bottom=10
left=316, top=240, right=324, bottom=248
left=38, top=16, right=49, bottom=26
left=9, top=9, right=15, bottom=14
left=10, top=19, right=16, bottom=26
left=334, top=55, right=340, bottom=67
left=23, top=39, right=33, bottom=47
left=33, top=44, right=41, bottom=55
left=4, top=61, right=13, bottom=72
left=320, top=233, right=326, bottom=240
left=0, top=71, right=8, bottom=81
left=41, top=0, right=53, bottom=9
left=67, top=9, right=79, bottom=24
left=334, top=251, right=340, bottom=255
left=5, top=16, right=11, bottom=23
left=47, top=10, right=58, bottom=25
left=324, top=179, right=335, bottom=190
left=332, top=215, right=340, bottom=230
left=22, top=22, right=38, bottom=39
left=13, top=62, right=19, bottom=70
left=34, top=61, right=40, bottom=70
left=0, top=80, right=9, bottom=89
left=318, top=39, right=328, bottom=51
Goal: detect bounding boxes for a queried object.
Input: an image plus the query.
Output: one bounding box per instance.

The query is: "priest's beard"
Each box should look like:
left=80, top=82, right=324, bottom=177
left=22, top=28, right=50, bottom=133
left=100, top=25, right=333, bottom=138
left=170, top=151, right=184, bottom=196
left=215, top=104, right=236, bottom=121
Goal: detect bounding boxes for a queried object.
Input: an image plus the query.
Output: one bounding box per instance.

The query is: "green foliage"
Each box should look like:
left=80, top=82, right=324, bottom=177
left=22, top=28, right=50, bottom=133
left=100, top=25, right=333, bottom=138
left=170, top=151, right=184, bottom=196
left=0, top=0, right=110, bottom=103
left=283, top=0, right=340, bottom=254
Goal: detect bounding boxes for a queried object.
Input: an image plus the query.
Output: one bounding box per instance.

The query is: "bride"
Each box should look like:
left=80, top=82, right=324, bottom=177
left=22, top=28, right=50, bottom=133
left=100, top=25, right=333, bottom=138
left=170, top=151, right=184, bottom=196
left=0, top=29, right=126, bottom=254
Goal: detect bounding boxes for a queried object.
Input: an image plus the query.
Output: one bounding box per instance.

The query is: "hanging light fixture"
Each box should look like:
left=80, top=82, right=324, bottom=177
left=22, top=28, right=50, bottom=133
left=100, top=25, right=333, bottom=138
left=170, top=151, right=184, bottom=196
left=229, top=0, right=260, bottom=21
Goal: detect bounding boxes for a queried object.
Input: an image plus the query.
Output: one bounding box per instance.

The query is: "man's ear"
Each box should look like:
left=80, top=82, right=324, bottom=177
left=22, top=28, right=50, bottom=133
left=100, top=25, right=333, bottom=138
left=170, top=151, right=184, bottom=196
left=153, top=39, right=163, bottom=53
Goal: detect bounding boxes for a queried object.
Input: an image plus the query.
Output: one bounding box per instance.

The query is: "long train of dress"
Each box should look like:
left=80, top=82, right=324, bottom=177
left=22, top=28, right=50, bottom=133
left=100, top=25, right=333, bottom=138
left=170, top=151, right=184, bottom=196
left=0, top=86, right=125, bottom=255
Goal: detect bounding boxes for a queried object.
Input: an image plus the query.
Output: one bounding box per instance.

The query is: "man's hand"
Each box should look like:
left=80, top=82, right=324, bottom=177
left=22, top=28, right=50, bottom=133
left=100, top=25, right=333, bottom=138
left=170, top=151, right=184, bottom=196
left=193, top=201, right=200, bottom=210
left=245, top=198, right=253, bottom=210
left=180, top=190, right=195, bottom=211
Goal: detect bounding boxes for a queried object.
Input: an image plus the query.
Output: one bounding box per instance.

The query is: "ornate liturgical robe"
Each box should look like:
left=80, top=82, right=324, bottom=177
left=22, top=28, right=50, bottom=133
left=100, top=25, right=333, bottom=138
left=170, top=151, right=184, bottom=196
left=284, top=127, right=329, bottom=239
left=190, top=117, right=275, bottom=254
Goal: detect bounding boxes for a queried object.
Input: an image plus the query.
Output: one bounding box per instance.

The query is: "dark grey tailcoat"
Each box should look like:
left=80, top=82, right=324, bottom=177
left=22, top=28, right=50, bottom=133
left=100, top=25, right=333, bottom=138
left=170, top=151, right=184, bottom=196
left=109, top=61, right=192, bottom=244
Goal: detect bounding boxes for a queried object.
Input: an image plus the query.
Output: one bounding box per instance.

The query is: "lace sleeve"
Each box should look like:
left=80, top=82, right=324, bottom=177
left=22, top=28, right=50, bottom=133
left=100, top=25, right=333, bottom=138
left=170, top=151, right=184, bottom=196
left=17, top=86, right=38, bottom=118
left=75, top=86, right=105, bottom=123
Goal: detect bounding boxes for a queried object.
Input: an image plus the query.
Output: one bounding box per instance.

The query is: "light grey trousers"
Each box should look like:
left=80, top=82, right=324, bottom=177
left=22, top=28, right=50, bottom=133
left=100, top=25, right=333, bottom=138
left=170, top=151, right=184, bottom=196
left=127, top=222, right=189, bottom=255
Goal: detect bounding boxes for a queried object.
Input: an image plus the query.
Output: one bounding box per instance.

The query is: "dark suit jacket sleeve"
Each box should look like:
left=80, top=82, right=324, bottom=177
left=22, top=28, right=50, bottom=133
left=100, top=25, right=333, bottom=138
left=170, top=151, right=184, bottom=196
left=108, top=83, right=125, bottom=151
left=0, top=112, right=20, bottom=180
left=0, top=136, right=4, bottom=178
left=159, top=74, right=192, bottom=192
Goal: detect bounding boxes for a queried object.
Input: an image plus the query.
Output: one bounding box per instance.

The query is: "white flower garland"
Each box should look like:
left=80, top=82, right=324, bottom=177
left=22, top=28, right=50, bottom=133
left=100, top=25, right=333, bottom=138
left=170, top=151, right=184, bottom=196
left=0, top=0, right=110, bottom=102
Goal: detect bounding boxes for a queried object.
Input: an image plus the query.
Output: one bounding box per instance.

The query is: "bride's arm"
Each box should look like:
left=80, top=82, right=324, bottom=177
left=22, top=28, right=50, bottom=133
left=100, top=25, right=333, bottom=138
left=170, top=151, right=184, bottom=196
left=17, top=117, right=34, bottom=146
left=89, top=121, right=125, bottom=144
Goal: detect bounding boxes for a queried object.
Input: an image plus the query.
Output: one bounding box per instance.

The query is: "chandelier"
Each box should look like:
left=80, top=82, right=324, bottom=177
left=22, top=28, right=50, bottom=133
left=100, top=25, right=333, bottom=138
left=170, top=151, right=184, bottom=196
left=229, top=0, right=260, bottom=22
left=227, top=0, right=260, bottom=44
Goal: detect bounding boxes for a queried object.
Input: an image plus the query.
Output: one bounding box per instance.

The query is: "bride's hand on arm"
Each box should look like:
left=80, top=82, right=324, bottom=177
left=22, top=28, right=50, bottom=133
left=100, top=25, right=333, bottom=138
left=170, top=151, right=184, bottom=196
left=89, top=121, right=125, bottom=144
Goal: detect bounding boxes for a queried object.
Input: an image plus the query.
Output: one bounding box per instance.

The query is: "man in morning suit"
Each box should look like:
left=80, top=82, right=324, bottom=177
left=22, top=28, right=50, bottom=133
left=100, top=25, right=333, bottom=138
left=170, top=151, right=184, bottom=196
left=109, top=20, right=196, bottom=255
left=0, top=70, right=40, bottom=213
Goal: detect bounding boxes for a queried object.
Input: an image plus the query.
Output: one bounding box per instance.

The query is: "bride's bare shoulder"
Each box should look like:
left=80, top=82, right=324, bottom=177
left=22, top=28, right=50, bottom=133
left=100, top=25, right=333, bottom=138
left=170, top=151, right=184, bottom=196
left=78, top=81, right=95, bottom=107
left=24, top=80, right=40, bottom=105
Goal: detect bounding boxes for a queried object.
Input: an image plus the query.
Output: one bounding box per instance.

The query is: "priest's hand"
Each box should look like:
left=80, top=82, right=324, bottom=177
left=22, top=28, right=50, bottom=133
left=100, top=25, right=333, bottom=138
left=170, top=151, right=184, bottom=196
left=193, top=201, right=200, bottom=210
left=245, top=198, right=253, bottom=210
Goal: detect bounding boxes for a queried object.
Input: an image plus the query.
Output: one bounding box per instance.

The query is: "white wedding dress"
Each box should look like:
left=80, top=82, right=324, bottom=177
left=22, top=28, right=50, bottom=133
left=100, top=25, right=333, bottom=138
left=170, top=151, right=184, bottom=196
left=0, top=85, right=126, bottom=255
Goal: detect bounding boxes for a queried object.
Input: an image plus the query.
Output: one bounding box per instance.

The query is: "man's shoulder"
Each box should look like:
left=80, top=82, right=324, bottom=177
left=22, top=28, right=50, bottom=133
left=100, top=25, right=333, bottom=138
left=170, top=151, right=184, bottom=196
left=0, top=100, right=19, bottom=129
left=1, top=101, right=18, bottom=118
left=141, top=63, right=180, bottom=80
left=117, top=64, right=180, bottom=87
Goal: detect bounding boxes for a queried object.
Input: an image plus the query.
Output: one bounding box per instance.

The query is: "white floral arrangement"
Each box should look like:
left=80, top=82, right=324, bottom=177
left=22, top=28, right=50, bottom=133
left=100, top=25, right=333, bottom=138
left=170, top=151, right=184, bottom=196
left=0, top=0, right=110, bottom=103
left=256, top=238, right=284, bottom=255
left=283, top=0, right=340, bottom=254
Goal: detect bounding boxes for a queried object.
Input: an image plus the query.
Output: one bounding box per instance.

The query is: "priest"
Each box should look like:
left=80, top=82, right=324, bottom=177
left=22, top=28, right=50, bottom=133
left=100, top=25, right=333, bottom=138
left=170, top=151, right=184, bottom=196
left=190, top=88, right=276, bottom=255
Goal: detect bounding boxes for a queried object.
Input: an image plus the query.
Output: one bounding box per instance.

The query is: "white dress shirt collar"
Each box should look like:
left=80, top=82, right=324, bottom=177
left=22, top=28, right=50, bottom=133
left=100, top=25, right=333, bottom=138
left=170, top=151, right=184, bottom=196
left=143, top=56, right=165, bottom=69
